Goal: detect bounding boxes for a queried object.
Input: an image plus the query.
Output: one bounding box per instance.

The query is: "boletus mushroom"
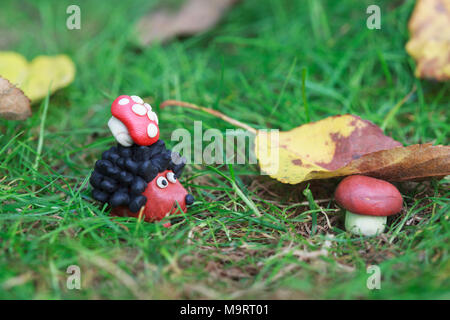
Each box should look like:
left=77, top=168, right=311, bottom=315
left=334, top=175, right=403, bottom=236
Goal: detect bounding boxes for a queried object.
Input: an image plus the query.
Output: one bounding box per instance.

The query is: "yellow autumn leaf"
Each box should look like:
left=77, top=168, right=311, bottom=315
left=0, top=51, right=75, bottom=102
left=405, top=0, right=450, bottom=81
left=0, top=52, right=28, bottom=85
left=255, top=115, right=403, bottom=184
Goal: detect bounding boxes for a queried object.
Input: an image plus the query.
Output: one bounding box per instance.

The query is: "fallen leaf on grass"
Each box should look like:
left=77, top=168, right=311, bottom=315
left=255, top=115, right=403, bottom=183
left=0, top=76, right=31, bottom=120
left=257, top=125, right=450, bottom=183
left=257, top=117, right=450, bottom=183
left=136, top=0, right=240, bottom=45
left=160, top=100, right=450, bottom=184
left=405, top=0, right=450, bottom=81
left=0, top=51, right=76, bottom=102
left=330, top=143, right=450, bottom=182
left=0, top=51, right=28, bottom=85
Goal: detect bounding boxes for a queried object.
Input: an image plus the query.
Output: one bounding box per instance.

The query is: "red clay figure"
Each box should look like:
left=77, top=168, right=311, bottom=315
left=90, top=95, right=194, bottom=225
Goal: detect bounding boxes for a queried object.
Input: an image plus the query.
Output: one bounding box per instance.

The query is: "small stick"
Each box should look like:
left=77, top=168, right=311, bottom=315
left=160, top=100, right=257, bottom=134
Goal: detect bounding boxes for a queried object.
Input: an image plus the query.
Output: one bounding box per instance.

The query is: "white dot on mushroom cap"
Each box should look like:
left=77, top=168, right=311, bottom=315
left=147, top=123, right=158, bottom=138
left=132, top=104, right=147, bottom=116
left=147, top=111, right=159, bottom=124
left=144, top=103, right=152, bottom=111
left=118, top=98, right=129, bottom=105
left=131, top=95, right=144, bottom=104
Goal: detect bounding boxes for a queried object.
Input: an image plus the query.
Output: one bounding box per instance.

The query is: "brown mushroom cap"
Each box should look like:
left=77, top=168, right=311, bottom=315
left=335, top=175, right=403, bottom=216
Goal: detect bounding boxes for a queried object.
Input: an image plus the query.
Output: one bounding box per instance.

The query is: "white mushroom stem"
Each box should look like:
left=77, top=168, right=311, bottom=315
left=108, top=116, right=133, bottom=147
left=345, top=211, right=387, bottom=236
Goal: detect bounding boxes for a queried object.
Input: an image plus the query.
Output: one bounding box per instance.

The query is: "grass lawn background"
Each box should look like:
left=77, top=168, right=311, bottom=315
left=0, top=0, right=449, bottom=299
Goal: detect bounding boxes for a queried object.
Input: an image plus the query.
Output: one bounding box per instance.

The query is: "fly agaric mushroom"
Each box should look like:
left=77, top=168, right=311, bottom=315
left=108, top=95, right=159, bottom=147
left=334, top=175, right=403, bottom=236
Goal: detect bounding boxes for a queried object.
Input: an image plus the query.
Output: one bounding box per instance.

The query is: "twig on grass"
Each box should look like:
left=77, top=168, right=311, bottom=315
left=160, top=99, right=257, bottom=134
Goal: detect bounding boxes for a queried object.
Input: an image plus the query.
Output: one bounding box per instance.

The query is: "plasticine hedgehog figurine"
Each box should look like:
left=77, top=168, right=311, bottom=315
left=89, top=95, right=194, bottom=225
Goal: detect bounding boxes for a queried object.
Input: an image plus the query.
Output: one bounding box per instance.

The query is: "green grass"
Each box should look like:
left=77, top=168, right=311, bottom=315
left=1, top=0, right=449, bottom=299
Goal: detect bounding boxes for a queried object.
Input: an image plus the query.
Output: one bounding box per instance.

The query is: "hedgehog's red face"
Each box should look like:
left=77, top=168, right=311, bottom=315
left=141, top=170, right=189, bottom=224
left=109, top=169, right=194, bottom=226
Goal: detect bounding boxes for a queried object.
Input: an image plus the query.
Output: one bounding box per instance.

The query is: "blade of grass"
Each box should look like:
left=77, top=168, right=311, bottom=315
left=381, top=85, right=416, bottom=131
left=301, top=67, right=310, bottom=122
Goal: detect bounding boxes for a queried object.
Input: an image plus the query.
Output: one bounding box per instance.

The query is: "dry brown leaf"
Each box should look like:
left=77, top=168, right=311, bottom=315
left=406, top=0, right=450, bottom=81
left=161, top=100, right=450, bottom=184
left=0, top=76, right=31, bottom=120
left=137, top=0, right=239, bottom=45
left=331, top=143, right=450, bottom=182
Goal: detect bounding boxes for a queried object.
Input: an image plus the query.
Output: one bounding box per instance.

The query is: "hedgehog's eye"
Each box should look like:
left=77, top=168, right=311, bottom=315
left=166, top=171, right=177, bottom=183
left=156, top=176, right=169, bottom=189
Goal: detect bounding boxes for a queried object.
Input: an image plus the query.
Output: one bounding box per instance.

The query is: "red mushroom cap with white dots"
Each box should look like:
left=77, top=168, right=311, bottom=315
left=109, top=95, right=159, bottom=146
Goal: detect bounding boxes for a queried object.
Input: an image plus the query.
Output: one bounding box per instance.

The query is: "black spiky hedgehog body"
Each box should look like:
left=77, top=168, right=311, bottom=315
left=90, top=139, right=186, bottom=211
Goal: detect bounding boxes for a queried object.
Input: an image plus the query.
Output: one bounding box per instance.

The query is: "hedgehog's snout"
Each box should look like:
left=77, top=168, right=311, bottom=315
left=185, top=194, right=194, bottom=206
